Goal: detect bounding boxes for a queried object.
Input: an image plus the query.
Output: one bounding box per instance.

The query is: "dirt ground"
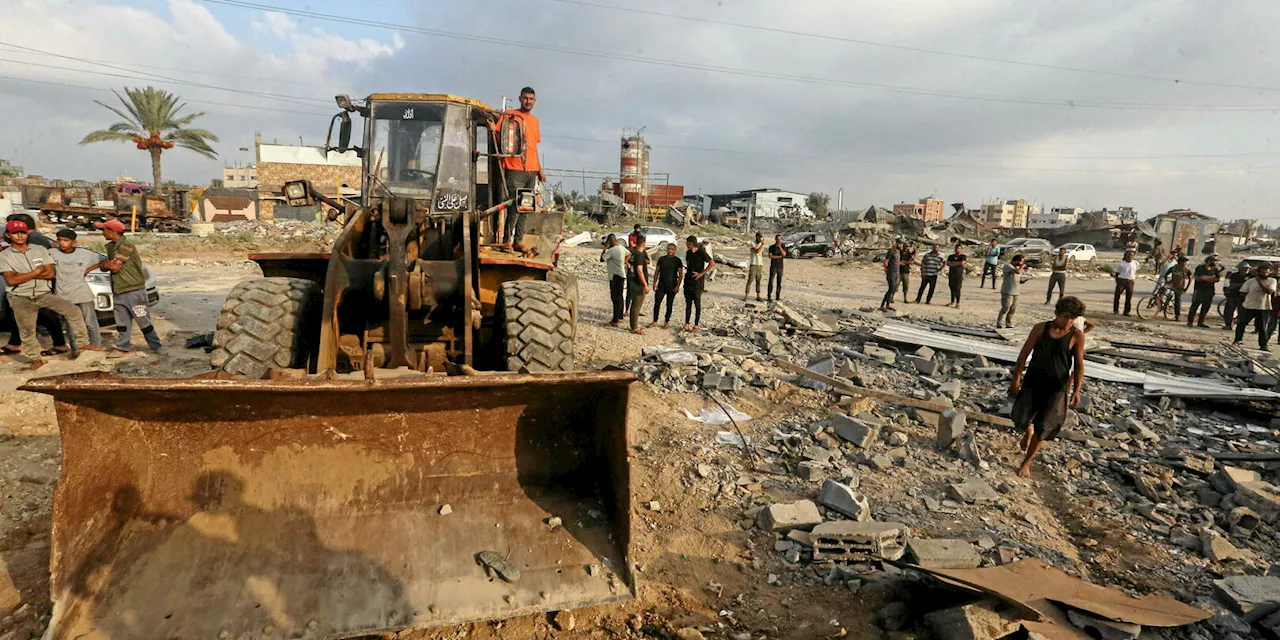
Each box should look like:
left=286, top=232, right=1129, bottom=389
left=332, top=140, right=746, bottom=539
left=0, top=237, right=1263, bottom=639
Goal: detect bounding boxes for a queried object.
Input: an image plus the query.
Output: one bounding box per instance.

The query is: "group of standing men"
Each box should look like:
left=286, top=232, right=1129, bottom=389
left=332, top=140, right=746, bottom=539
left=0, top=214, right=161, bottom=369
left=878, top=241, right=972, bottom=311
left=601, top=228, right=715, bottom=335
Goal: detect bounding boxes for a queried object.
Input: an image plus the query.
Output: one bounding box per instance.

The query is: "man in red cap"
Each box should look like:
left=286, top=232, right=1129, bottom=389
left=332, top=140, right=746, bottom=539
left=95, top=219, right=162, bottom=352
left=0, top=219, right=99, bottom=368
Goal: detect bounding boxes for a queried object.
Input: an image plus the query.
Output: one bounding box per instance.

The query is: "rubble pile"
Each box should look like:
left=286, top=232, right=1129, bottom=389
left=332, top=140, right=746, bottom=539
left=215, top=219, right=339, bottom=241
left=646, top=301, right=1280, bottom=639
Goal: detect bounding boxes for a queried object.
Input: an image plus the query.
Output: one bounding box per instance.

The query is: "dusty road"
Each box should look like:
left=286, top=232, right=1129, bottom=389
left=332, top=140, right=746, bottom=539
left=0, top=241, right=1267, bottom=639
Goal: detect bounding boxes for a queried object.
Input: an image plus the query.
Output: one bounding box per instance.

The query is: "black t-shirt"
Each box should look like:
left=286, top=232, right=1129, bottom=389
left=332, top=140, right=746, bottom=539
left=768, top=244, right=785, bottom=269
left=1193, top=264, right=1220, bottom=293
left=899, top=248, right=915, bottom=275
left=655, top=255, right=683, bottom=287
left=628, top=249, right=650, bottom=288
left=947, top=253, right=967, bottom=277
left=1227, top=270, right=1250, bottom=294
left=684, top=246, right=709, bottom=277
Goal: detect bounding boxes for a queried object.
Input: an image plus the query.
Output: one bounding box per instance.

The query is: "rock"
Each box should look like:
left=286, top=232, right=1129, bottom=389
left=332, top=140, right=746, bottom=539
left=817, top=480, right=872, bottom=521
left=870, top=455, right=894, bottom=471
left=1169, top=528, right=1201, bottom=550
left=925, top=600, right=1022, bottom=640
left=948, top=480, right=1000, bottom=504
left=1261, top=609, right=1280, bottom=639
left=1125, top=418, right=1159, bottom=442
left=696, top=463, right=713, bottom=478
left=719, top=343, right=754, bottom=357
left=936, top=409, right=967, bottom=449
left=887, top=432, right=909, bottom=447
left=879, top=602, right=911, bottom=631
left=1208, top=613, right=1254, bottom=637
left=867, top=347, right=897, bottom=365
left=438, top=504, right=453, bottom=516
left=810, top=521, right=907, bottom=562
left=702, top=370, right=724, bottom=389
left=646, top=501, right=662, bottom=511
left=955, top=432, right=986, bottom=469
left=757, top=500, right=823, bottom=532
left=906, top=538, right=982, bottom=569
left=675, top=628, right=705, bottom=640
left=915, top=346, right=936, bottom=359
left=1066, top=609, right=1141, bottom=640
left=938, top=380, right=963, bottom=399
left=1228, top=507, right=1261, bottom=537
left=1212, top=467, right=1262, bottom=494
left=837, top=358, right=859, bottom=379
left=909, top=356, right=939, bottom=376
left=1197, top=488, right=1224, bottom=508
left=1233, top=480, right=1280, bottom=523
left=831, top=414, right=879, bottom=448
left=973, top=355, right=990, bottom=368
left=796, top=461, right=826, bottom=482
left=550, top=610, right=576, bottom=631
left=1201, top=528, right=1246, bottom=563
left=1213, top=575, right=1280, bottom=621
left=759, top=331, right=779, bottom=349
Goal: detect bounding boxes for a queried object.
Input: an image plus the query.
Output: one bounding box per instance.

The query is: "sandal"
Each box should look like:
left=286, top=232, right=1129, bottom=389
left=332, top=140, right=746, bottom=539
left=1, top=346, right=20, bottom=355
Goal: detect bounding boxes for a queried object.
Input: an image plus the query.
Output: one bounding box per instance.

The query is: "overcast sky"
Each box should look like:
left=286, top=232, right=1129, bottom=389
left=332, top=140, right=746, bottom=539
left=3, top=0, right=1280, bottom=219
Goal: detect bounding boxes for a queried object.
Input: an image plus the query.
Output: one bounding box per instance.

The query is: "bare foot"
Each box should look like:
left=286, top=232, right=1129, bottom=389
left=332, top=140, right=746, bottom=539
left=631, top=329, right=645, bottom=335
left=682, top=324, right=693, bottom=331
left=692, top=326, right=701, bottom=332
left=27, top=359, right=46, bottom=371
left=1016, top=466, right=1032, bottom=479
left=648, top=321, right=659, bottom=328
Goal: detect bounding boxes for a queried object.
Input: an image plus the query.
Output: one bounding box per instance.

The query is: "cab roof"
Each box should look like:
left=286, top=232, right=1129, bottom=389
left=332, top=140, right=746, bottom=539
left=367, top=93, right=494, bottom=111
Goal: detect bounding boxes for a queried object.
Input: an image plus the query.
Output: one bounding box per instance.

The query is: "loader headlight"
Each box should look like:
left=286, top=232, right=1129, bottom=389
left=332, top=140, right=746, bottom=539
left=283, top=180, right=310, bottom=207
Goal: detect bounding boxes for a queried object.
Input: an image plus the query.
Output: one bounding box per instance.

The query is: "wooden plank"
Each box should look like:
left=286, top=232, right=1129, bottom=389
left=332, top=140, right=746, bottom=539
left=775, top=358, right=1015, bottom=428
left=1205, top=451, right=1280, bottom=462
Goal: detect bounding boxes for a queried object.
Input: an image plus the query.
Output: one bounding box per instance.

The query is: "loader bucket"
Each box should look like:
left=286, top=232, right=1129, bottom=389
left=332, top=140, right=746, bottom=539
left=21, top=370, right=635, bottom=640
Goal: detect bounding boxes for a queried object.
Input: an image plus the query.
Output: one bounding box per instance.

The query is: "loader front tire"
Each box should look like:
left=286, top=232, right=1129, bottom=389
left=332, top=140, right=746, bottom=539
left=210, top=277, right=320, bottom=379
left=496, top=280, right=575, bottom=372
left=545, top=269, right=579, bottom=338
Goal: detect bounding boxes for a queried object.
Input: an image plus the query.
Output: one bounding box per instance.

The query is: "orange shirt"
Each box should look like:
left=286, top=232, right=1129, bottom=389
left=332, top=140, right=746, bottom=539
left=500, top=110, right=541, bottom=173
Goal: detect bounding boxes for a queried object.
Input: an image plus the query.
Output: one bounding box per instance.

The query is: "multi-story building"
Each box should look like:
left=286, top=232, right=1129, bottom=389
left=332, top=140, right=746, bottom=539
left=0, top=159, right=23, bottom=177
left=1029, top=207, right=1082, bottom=229
left=981, top=199, right=1037, bottom=228
left=706, top=188, right=814, bottom=220
left=892, top=198, right=946, bottom=222
left=222, top=163, right=257, bottom=188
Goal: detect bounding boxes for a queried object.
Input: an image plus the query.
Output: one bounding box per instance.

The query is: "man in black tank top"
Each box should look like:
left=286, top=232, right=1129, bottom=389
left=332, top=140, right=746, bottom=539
left=1009, top=296, right=1087, bottom=478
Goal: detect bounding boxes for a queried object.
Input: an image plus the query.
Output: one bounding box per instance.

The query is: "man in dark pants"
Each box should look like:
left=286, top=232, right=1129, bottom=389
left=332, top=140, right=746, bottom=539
left=96, top=219, right=162, bottom=352
left=1233, top=263, right=1276, bottom=350
left=879, top=240, right=901, bottom=311
left=649, top=243, right=683, bottom=329
left=980, top=239, right=1000, bottom=289
left=1222, top=263, right=1250, bottom=330
left=767, top=234, right=785, bottom=301
left=625, top=234, right=650, bottom=334
left=898, top=242, right=916, bottom=304
left=1187, top=255, right=1222, bottom=328
left=682, top=235, right=714, bottom=331
left=915, top=244, right=943, bottom=304
left=599, top=234, right=627, bottom=326
left=1112, top=250, right=1138, bottom=316
left=1167, top=256, right=1191, bottom=321
left=945, top=245, right=967, bottom=308
left=1045, top=247, right=1070, bottom=304
left=499, top=87, right=545, bottom=251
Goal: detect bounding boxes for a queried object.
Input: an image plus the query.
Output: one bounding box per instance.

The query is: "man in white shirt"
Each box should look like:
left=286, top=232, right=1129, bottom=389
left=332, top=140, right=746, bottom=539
left=1233, top=263, right=1277, bottom=350
left=600, top=234, right=628, bottom=326
left=744, top=232, right=764, bottom=301
left=1112, top=250, right=1139, bottom=316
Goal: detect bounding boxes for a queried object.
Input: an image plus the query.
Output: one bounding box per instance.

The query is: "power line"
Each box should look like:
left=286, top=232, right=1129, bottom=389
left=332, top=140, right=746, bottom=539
left=0, top=41, right=331, bottom=108
left=198, top=0, right=1280, bottom=112
left=551, top=0, right=1280, bottom=95
left=0, top=75, right=333, bottom=116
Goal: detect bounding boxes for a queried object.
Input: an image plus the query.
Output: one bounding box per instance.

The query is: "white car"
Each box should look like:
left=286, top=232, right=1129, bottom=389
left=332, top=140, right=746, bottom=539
left=1056, top=243, right=1097, bottom=262
left=599, top=226, right=681, bottom=249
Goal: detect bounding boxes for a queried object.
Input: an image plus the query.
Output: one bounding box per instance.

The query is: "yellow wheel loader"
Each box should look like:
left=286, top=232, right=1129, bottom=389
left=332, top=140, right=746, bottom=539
left=23, top=94, right=634, bottom=639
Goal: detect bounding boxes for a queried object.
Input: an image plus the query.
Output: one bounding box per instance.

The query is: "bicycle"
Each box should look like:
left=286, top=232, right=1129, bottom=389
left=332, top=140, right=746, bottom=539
left=1135, top=282, right=1178, bottom=320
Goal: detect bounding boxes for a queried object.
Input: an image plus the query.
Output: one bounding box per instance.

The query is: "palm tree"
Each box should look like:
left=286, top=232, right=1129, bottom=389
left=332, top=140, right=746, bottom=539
left=80, top=86, right=219, bottom=194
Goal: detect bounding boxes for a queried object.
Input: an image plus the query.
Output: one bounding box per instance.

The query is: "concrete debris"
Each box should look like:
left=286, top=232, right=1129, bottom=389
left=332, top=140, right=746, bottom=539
left=878, top=601, right=911, bottom=631
left=906, top=538, right=982, bottom=569
left=810, top=521, right=906, bottom=563
left=1214, top=575, right=1280, bottom=622
left=924, top=601, right=1022, bottom=640
left=817, top=479, right=871, bottom=521
left=757, top=500, right=823, bottom=532
left=948, top=479, right=1000, bottom=504
left=831, top=414, right=879, bottom=448
left=1066, top=609, right=1141, bottom=640
left=936, top=409, right=966, bottom=449
left=1199, top=528, right=1246, bottom=563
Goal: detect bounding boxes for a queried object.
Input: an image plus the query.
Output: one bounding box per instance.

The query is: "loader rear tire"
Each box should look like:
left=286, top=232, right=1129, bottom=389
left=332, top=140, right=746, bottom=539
left=496, top=280, right=575, bottom=372
left=210, top=277, right=320, bottom=379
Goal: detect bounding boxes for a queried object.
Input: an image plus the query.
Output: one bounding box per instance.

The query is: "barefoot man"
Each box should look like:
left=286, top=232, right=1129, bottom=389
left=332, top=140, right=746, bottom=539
left=1008, top=295, right=1086, bottom=478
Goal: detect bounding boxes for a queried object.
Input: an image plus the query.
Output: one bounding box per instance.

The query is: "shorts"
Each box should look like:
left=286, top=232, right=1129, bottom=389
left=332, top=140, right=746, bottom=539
left=1011, top=384, right=1068, bottom=441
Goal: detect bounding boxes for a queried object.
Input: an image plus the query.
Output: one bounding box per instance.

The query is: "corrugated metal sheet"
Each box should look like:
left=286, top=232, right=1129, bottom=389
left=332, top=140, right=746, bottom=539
left=1142, top=373, right=1280, bottom=400
left=873, top=321, right=1146, bottom=385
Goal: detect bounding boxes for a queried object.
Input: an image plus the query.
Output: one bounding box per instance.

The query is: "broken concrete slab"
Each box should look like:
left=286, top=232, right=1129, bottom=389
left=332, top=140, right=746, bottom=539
left=757, top=500, right=823, bottom=532
left=1200, top=528, right=1246, bottom=563
left=924, top=600, right=1022, bottom=640
left=795, top=461, right=826, bottom=482
left=817, top=479, right=872, bottom=521
left=831, top=414, right=879, bottom=448
left=948, top=480, right=1001, bottom=504
left=906, top=538, right=982, bottom=569
left=1066, top=609, right=1141, bottom=640
left=915, top=346, right=936, bottom=360
left=869, top=455, right=894, bottom=471
left=938, top=380, right=963, bottom=399
left=1214, top=575, right=1280, bottom=622
left=908, top=356, right=939, bottom=376
left=937, top=409, right=967, bottom=449
left=811, top=520, right=907, bottom=563
left=1212, top=466, right=1262, bottom=494
left=1233, top=480, right=1280, bottom=523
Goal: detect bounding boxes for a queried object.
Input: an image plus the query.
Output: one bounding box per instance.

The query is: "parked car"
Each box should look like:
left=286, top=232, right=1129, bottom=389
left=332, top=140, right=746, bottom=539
left=1233, top=256, right=1280, bottom=273
left=999, top=238, right=1053, bottom=264
left=85, top=254, right=160, bottom=326
left=782, top=232, right=837, bottom=258
left=1055, top=243, right=1097, bottom=262
left=599, top=226, right=679, bottom=249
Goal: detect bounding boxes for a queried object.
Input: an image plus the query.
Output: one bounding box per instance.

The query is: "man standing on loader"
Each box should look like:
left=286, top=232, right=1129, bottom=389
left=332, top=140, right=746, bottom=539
left=500, top=87, right=546, bottom=252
